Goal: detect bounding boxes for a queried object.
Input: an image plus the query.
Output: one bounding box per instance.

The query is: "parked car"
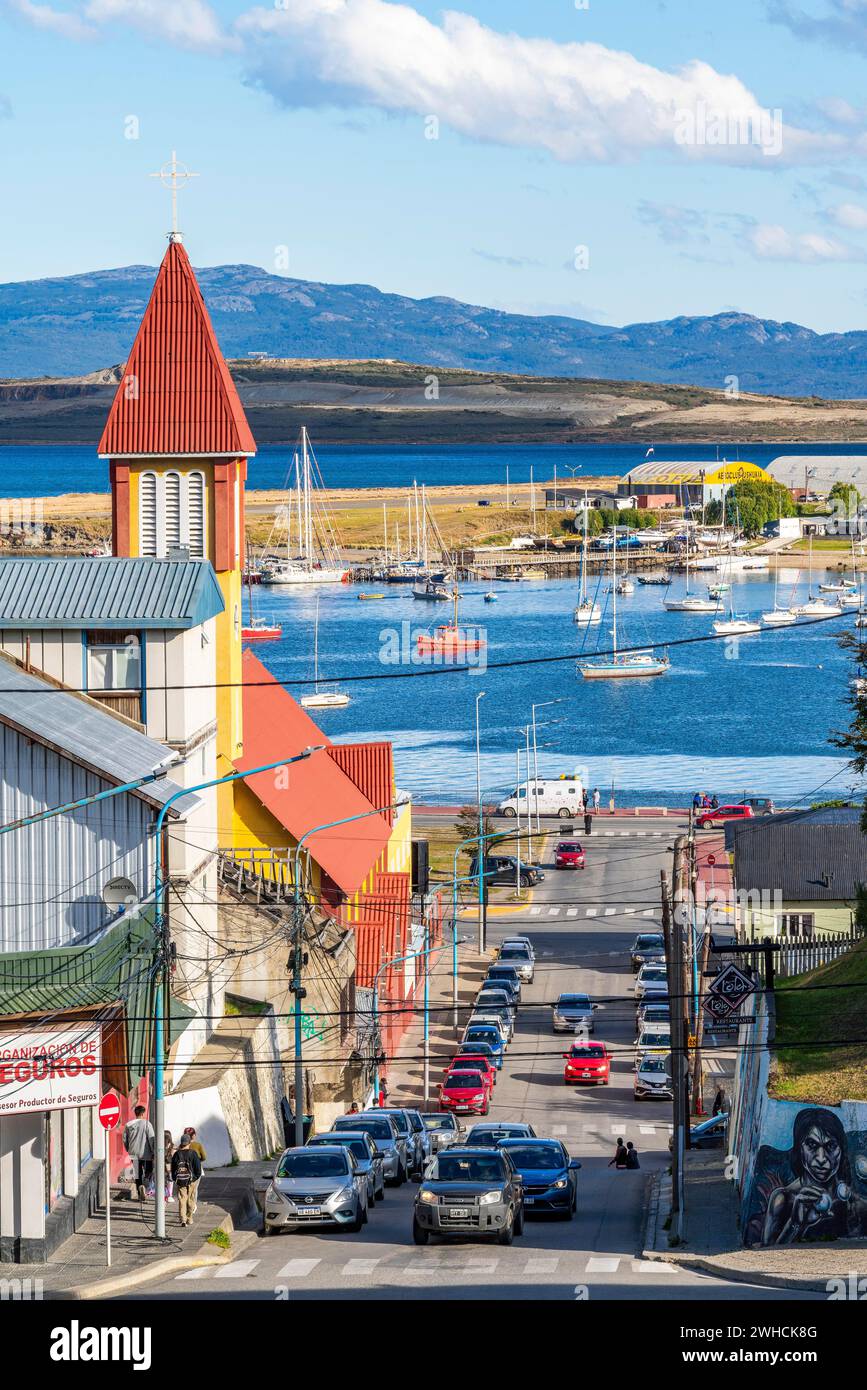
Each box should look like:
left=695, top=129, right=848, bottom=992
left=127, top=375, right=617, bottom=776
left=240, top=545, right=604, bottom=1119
left=634, top=1026, right=672, bottom=1061
left=501, top=935, right=535, bottom=958
left=634, top=963, right=669, bottom=1003
left=482, top=975, right=520, bottom=1007
left=468, top=1011, right=511, bottom=1044
left=331, top=1112, right=408, bottom=1185
left=440, top=1069, right=491, bottom=1116
left=475, top=986, right=516, bottom=1014
left=552, top=992, right=598, bottom=1034
left=404, top=1108, right=433, bottom=1170
left=696, top=803, right=754, bottom=829
left=377, top=1108, right=426, bottom=1178
left=668, top=1113, right=729, bottom=1152
left=465, top=1121, right=537, bottom=1144
left=449, top=1052, right=497, bottom=1087
left=496, top=942, right=535, bottom=983
left=630, top=932, right=665, bottom=973
left=563, top=1040, right=611, bottom=1085
left=462, top=1023, right=506, bottom=1066
left=455, top=1038, right=503, bottom=1072
left=499, top=1138, right=581, bottom=1218
left=421, top=1112, right=462, bottom=1153
left=554, top=840, right=586, bottom=869
left=472, top=997, right=515, bottom=1041
left=485, top=963, right=523, bottom=1000
left=637, top=1000, right=670, bottom=1030
left=306, top=1130, right=385, bottom=1205
left=633, top=1054, right=673, bottom=1101
left=261, top=1145, right=368, bottom=1236
left=445, top=1064, right=494, bottom=1102
left=469, top=854, right=544, bottom=889
left=412, top=1146, right=525, bottom=1245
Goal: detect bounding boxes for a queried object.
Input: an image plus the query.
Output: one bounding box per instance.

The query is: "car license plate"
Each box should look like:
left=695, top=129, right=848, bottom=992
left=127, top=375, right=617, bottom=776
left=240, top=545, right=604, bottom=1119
left=581, top=1071, right=592, bottom=1077
left=449, top=1207, right=470, bottom=1219
left=524, top=1197, right=535, bottom=1205
left=304, top=1206, right=322, bottom=1216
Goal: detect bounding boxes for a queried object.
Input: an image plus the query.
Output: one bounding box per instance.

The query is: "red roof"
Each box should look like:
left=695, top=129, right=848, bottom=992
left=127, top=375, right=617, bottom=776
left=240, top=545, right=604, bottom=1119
left=328, top=742, right=395, bottom=825
left=354, top=918, right=390, bottom=990
left=98, top=240, right=256, bottom=458
left=235, top=651, right=391, bottom=897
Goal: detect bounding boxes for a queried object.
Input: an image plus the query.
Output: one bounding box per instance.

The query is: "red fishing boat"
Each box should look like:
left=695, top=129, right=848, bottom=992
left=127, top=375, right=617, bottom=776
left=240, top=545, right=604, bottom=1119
left=416, top=589, right=486, bottom=657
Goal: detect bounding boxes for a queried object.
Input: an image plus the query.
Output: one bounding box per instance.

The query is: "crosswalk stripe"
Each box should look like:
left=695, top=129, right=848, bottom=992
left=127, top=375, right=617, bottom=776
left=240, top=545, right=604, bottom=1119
left=639, top=1124, right=657, bottom=1134
left=632, top=1261, right=679, bottom=1274
left=620, top=831, right=629, bottom=837
left=586, top=1256, right=620, bottom=1273
left=548, top=907, right=560, bottom=916
left=552, top=1125, right=567, bottom=1135
left=585, top=908, right=597, bottom=917
left=642, top=909, right=654, bottom=917
left=176, top=1267, right=209, bottom=1280
left=342, top=1258, right=380, bottom=1275
left=604, top=908, right=616, bottom=916
left=465, top=1260, right=498, bottom=1273
left=277, top=1258, right=321, bottom=1278
left=566, top=908, right=578, bottom=917
left=529, top=906, right=541, bottom=916
left=525, top=1257, right=559, bottom=1273
left=603, top=831, right=615, bottom=837
left=625, top=907, right=637, bottom=915
left=214, top=1259, right=259, bottom=1279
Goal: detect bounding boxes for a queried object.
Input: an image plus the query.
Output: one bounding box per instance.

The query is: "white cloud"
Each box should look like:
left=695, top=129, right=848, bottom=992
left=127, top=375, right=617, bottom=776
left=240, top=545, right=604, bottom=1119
left=745, top=222, right=865, bottom=262
left=9, top=0, right=233, bottom=49
left=235, top=0, right=835, bottom=166
left=9, top=0, right=95, bottom=40
left=829, top=201, right=867, bottom=230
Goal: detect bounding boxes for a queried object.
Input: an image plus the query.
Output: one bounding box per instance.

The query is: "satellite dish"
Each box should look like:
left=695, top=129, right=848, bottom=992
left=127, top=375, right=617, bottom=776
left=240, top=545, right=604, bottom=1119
left=102, top=876, right=139, bottom=912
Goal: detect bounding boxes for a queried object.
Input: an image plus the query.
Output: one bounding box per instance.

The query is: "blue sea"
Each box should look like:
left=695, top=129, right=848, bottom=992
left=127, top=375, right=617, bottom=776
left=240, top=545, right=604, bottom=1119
left=5, top=440, right=867, bottom=497
left=245, top=569, right=864, bottom=807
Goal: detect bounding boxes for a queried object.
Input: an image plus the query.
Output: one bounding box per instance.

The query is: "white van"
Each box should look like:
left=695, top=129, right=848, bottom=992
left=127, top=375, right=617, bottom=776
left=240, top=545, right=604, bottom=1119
left=497, top=776, right=585, bottom=820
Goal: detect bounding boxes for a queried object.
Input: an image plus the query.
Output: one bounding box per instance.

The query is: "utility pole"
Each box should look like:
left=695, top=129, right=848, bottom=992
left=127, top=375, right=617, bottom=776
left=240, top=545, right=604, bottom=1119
left=289, top=918, right=308, bottom=1147
left=662, top=861, right=687, bottom=1239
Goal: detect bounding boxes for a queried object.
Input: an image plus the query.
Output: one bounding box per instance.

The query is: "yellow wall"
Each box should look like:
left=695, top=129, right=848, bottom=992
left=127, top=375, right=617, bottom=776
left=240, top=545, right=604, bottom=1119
left=740, top=900, right=855, bottom=938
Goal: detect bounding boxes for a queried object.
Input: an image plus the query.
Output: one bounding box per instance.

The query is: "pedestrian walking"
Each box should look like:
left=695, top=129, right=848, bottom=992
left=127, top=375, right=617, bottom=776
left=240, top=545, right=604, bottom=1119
left=592, top=787, right=600, bottom=812
left=122, top=1104, right=154, bottom=1202
left=583, top=809, right=593, bottom=837
left=712, top=1086, right=727, bottom=1116
left=692, top=791, right=702, bottom=811
left=608, top=1137, right=628, bottom=1169
left=163, top=1129, right=175, bottom=1204
left=581, top=787, right=589, bottom=813
left=171, top=1134, right=202, bottom=1227
left=377, top=1079, right=389, bottom=1108
left=348, top=1101, right=360, bottom=1114
left=182, top=1126, right=207, bottom=1214
left=625, top=1141, right=640, bottom=1170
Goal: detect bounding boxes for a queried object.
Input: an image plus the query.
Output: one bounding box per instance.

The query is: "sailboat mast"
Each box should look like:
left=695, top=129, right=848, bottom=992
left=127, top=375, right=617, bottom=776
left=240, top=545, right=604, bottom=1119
left=313, top=597, right=320, bottom=692
left=612, top=541, right=618, bottom=656
left=302, top=428, right=314, bottom=572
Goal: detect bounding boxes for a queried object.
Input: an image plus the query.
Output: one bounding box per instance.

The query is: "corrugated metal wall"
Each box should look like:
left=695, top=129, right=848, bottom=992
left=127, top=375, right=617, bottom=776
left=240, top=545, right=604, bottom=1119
left=0, top=724, right=152, bottom=952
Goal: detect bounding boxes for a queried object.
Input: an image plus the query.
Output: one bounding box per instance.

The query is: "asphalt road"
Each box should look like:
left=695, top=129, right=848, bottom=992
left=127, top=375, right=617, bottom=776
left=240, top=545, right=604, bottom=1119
left=128, top=819, right=820, bottom=1302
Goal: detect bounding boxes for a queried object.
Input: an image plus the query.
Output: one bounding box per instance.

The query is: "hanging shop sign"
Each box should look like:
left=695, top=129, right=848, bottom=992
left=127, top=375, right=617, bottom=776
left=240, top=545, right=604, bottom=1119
left=0, top=1024, right=102, bottom=1115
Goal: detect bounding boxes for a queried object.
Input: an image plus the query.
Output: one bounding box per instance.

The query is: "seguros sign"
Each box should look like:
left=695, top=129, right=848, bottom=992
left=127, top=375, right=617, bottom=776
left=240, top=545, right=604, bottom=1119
left=0, top=1025, right=102, bottom=1114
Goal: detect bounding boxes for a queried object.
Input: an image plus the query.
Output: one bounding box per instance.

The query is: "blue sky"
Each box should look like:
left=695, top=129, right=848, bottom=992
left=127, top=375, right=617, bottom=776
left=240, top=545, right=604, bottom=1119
left=4, top=0, right=867, bottom=332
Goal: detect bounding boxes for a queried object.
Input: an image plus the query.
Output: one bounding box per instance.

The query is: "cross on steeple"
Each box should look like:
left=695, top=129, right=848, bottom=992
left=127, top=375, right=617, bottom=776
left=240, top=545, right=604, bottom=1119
left=149, top=150, right=199, bottom=243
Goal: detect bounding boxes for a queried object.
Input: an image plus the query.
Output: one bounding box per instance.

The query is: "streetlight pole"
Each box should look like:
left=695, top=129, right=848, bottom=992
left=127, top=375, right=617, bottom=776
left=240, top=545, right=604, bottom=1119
left=152, top=745, right=324, bottom=1238
left=475, top=690, right=486, bottom=947
left=451, top=827, right=511, bottom=1026
left=530, top=699, right=564, bottom=831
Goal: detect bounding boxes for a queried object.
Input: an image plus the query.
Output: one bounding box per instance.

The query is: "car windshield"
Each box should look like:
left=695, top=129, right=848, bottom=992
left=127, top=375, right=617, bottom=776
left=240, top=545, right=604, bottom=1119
left=558, top=843, right=582, bottom=853
left=470, top=1127, right=524, bottom=1142
left=408, top=1114, right=424, bottom=1133
left=502, top=1144, right=563, bottom=1170
left=640, top=1033, right=670, bottom=1048
left=276, top=1152, right=349, bottom=1178
left=434, top=1154, right=507, bottom=1183
left=422, top=1115, right=456, bottom=1132
left=459, top=1044, right=492, bottom=1056
left=637, top=935, right=663, bottom=949
left=499, top=948, right=529, bottom=960
left=465, top=1030, right=498, bottom=1044
left=559, top=995, right=591, bottom=1008
left=335, top=1118, right=392, bottom=1141
left=571, top=1044, right=605, bottom=1057
left=641, top=1057, right=671, bottom=1074
left=641, top=968, right=667, bottom=981
left=445, top=1072, right=483, bottom=1087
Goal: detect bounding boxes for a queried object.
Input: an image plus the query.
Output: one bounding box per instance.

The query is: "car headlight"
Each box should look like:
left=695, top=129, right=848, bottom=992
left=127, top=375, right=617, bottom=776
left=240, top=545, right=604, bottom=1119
left=419, top=1189, right=438, bottom=1204
left=473, top=1094, right=485, bottom=1102
left=479, top=1189, right=504, bottom=1206
left=553, top=1179, right=568, bottom=1189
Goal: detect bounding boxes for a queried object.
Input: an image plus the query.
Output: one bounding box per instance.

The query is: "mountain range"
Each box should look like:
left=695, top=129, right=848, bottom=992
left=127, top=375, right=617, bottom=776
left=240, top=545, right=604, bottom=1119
left=0, top=261, right=865, bottom=398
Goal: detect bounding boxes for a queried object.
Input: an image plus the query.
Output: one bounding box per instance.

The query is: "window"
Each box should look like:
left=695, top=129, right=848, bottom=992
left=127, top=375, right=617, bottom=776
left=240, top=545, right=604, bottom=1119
left=139, top=472, right=157, bottom=556
left=188, top=472, right=205, bottom=557
left=86, top=632, right=141, bottom=691
left=164, top=471, right=181, bottom=549
left=78, top=1106, right=93, bottom=1169
left=780, top=913, right=815, bottom=938
left=45, top=1110, right=64, bottom=1213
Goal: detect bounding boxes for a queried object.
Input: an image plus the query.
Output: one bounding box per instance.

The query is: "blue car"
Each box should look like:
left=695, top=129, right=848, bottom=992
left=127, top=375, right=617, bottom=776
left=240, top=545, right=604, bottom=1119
left=498, top=1138, right=581, bottom=1219
left=462, top=1024, right=505, bottom=1069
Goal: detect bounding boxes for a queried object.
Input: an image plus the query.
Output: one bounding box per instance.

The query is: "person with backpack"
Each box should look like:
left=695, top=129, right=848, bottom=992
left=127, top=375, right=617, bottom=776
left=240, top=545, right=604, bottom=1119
left=182, top=1126, right=207, bottom=1215
left=171, top=1133, right=202, bottom=1227
left=625, top=1141, right=640, bottom=1170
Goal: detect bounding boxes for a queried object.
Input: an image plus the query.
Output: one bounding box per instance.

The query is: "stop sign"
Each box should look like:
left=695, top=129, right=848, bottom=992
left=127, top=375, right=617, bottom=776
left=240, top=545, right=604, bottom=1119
left=98, top=1093, right=121, bottom=1130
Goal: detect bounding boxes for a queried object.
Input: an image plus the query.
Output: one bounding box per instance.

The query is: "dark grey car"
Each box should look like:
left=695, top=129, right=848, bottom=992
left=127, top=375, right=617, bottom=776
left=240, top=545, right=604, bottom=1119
left=412, top=1147, right=524, bottom=1245
left=306, top=1130, right=386, bottom=1204
left=332, top=1112, right=408, bottom=1185
left=630, top=932, right=665, bottom=974
left=377, top=1108, right=426, bottom=1178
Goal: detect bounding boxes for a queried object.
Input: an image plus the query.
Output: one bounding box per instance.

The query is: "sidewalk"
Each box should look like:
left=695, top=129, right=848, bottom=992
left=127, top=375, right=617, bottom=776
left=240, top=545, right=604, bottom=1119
left=644, top=1150, right=867, bottom=1291
left=385, top=934, right=490, bottom=1107
left=7, top=1164, right=260, bottom=1299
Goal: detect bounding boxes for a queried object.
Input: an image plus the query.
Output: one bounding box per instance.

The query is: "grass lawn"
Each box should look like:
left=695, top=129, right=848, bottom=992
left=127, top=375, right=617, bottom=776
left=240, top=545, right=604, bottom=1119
left=770, top=937, right=867, bottom=1105
left=787, top=537, right=851, bottom=551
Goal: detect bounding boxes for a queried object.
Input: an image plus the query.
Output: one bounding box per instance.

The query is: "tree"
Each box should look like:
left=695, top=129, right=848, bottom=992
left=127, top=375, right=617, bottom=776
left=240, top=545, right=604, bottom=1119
left=830, top=629, right=867, bottom=832
left=706, top=479, right=795, bottom=536
left=454, top=804, right=497, bottom=856
left=829, top=481, right=861, bottom=522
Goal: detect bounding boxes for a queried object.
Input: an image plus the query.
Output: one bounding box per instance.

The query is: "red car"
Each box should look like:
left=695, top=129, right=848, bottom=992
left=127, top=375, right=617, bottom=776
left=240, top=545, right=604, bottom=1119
left=563, top=1042, right=611, bottom=1086
left=554, top=840, right=585, bottom=869
left=449, top=1052, right=497, bottom=1087
left=696, top=804, right=755, bottom=829
left=440, top=1069, right=490, bottom=1115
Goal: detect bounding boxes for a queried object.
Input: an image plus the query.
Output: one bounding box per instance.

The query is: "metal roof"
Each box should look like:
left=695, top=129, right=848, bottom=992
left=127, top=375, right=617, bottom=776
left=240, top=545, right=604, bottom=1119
left=728, top=807, right=867, bottom=901
left=0, top=556, right=224, bottom=630
left=0, top=655, right=196, bottom=814
left=98, top=240, right=256, bottom=458
left=768, top=455, right=867, bottom=491
left=623, top=461, right=766, bottom=486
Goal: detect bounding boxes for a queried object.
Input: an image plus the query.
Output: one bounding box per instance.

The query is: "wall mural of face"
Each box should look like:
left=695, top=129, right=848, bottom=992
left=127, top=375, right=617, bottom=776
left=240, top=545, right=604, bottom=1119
left=745, top=1106, right=866, bottom=1247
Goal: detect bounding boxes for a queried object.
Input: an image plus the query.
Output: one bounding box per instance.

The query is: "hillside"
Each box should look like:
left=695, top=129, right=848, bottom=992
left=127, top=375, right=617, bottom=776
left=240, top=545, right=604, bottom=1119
left=3, top=262, right=867, bottom=397
left=4, top=357, right=867, bottom=446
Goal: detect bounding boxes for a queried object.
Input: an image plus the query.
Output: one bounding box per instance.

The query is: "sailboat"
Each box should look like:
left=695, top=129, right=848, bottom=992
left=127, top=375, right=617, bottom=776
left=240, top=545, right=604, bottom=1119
left=762, top=565, right=797, bottom=626
left=261, top=428, right=350, bottom=586
left=791, top=537, right=840, bottom=617
left=300, top=599, right=350, bottom=709
left=574, top=508, right=602, bottom=625
left=241, top=546, right=282, bottom=642
left=663, top=527, right=718, bottom=611
left=417, top=587, right=486, bottom=657
left=578, top=542, right=669, bottom=679
left=614, top=527, right=635, bottom=594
